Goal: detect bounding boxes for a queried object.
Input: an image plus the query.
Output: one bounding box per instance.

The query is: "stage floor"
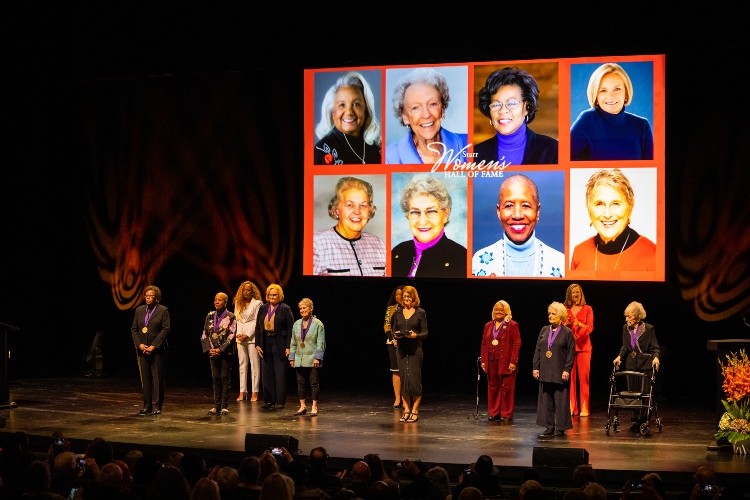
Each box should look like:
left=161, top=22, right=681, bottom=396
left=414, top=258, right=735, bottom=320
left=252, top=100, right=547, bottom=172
left=2, top=376, right=748, bottom=483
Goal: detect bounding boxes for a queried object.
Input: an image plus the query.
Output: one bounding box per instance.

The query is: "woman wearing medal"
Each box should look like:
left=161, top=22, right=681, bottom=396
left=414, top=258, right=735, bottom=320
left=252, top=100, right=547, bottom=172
left=533, top=302, right=575, bottom=436
left=613, top=301, right=660, bottom=430
left=289, top=298, right=326, bottom=417
left=131, top=285, right=170, bottom=415
left=255, top=284, right=295, bottom=410
left=480, top=300, right=521, bottom=421
left=201, top=293, right=237, bottom=415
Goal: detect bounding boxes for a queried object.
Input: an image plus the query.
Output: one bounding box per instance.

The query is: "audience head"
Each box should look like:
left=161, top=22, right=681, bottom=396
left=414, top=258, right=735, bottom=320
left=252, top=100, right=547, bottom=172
left=573, top=464, right=596, bottom=488
left=53, top=451, right=78, bottom=478
left=100, top=463, right=124, bottom=489
left=259, top=472, right=294, bottom=500
left=583, top=482, right=608, bottom=500
left=167, top=451, right=184, bottom=468
left=523, top=467, right=540, bottom=482
left=565, top=490, right=589, bottom=500
left=309, top=446, right=329, bottom=471
left=191, top=477, right=220, bottom=500
left=238, top=456, right=261, bottom=486
left=427, top=466, right=451, bottom=499
left=458, top=486, right=485, bottom=500
left=92, top=438, right=114, bottom=466
left=351, top=461, right=371, bottom=483
left=216, top=466, right=239, bottom=493
left=519, top=479, right=543, bottom=500
left=124, top=449, right=144, bottom=476
left=148, top=465, right=190, bottom=500
left=258, top=451, right=279, bottom=484
left=25, top=460, right=52, bottom=491
left=694, top=466, right=716, bottom=487
left=369, top=480, right=393, bottom=500
left=181, top=453, right=208, bottom=489
left=364, top=453, right=386, bottom=483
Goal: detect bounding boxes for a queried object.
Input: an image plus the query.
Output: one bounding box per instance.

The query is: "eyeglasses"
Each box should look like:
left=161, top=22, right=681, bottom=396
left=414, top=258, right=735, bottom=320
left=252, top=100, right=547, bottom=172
left=407, top=208, right=443, bottom=221
left=268, top=293, right=279, bottom=297
left=145, top=294, right=156, bottom=298
left=489, top=99, right=522, bottom=111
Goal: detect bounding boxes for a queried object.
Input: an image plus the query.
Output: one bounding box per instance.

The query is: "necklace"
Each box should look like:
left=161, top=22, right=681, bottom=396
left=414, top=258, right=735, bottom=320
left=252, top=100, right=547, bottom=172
left=342, top=133, right=365, bottom=164
left=595, top=232, right=630, bottom=271
left=413, top=133, right=441, bottom=163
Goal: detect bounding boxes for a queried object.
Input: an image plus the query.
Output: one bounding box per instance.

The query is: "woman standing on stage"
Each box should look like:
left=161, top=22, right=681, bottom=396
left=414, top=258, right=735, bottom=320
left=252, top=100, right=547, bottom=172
left=233, top=281, right=263, bottom=402
left=481, top=300, right=521, bottom=422
left=564, top=283, right=594, bottom=417
left=613, top=301, right=660, bottom=430
left=201, top=293, right=237, bottom=415
left=533, top=302, right=575, bottom=436
left=384, top=285, right=405, bottom=408
left=131, top=285, right=170, bottom=415
left=289, top=298, right=326, bottom=417
left=255, top=284, right=295, bottom=410
left=390, top=285, right=428, bottom=423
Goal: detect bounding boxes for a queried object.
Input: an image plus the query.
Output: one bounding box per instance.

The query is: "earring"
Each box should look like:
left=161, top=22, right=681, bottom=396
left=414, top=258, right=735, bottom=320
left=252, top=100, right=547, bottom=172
left=525, top=115, right=529, bottom=123
left=489, top=119, right=493, bottom=126
left=442, top=112, right=445, bottom=120
left=590, top=222, right=593, bottom=227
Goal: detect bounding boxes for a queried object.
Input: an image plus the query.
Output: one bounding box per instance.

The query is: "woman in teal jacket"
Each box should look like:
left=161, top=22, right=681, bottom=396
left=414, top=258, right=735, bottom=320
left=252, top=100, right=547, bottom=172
left=289, top=298, right=326, bottom=416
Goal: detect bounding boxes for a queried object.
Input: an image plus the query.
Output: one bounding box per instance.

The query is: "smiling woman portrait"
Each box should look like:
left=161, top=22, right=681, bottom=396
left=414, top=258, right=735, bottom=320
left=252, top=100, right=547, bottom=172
left=570, top=63, right=653, bottom=161
left=570, top=168, right=656, bottom=272
left=474, top=67, right=558, bottom=165
left=314, top=72, right=382, bottom=165
left=472, top=174, right=565, bottom=277
left=385, top=67, right=467, bottom=165
left=391, top=174, right=466, bottom=278
left=313, top=176, right=386, bottom=276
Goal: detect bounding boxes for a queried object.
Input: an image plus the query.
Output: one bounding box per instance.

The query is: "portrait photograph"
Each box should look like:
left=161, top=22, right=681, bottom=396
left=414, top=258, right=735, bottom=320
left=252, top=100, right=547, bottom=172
left=313, top=69, right=383, bottom=165
left=390, top=172, right=468, bottom=278
left=473, top=62, right=559, bottom=166
left=568, top=167, right=657, bottom=272
left=384, top=65, right=469, bottom=165
left=570, top=61, right=654, bottom=161
left=471, top=170, right=566, bottom=278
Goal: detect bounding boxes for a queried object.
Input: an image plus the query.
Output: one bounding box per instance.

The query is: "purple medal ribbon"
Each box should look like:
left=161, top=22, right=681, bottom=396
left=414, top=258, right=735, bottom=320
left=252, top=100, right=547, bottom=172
left=266, top=304, right=280, bottom=322
left=213, top=309, right=228, bottom=333
left=492, top=320, right=505, bottom=340
left=144, top=305, right=156, bottom=326
left=547, top=325, right=561, bottom=351
left=629, top=324, right=641, bottom=350
left=301, top=318, right=312, bottom=342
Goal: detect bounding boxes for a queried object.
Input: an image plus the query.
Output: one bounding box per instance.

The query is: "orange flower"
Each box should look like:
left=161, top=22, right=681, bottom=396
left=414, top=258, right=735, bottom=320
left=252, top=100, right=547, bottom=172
left=720, top=350, right=750, bottom=402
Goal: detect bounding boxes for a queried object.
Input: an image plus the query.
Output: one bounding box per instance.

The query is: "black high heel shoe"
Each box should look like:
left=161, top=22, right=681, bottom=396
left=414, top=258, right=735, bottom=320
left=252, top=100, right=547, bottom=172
left=399, top=412, right=411, bottom=422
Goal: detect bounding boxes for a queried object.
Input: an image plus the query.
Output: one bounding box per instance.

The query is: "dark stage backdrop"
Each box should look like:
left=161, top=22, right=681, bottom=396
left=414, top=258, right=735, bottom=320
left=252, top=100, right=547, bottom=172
left=1, top=20, right=749, bottom=406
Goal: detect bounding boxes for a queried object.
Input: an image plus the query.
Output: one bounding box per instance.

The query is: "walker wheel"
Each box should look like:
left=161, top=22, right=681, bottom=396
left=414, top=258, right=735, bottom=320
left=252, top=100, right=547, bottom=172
left=605, top=420, right=611, bottom=435
left=655, top=418, right=662, bottom=431
left=639, top=423, right=650, bottom=436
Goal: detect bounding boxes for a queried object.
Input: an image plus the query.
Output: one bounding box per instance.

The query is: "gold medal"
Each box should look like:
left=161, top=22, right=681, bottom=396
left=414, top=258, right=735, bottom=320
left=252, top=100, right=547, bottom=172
left=491, top=339, right=499, bottom=346
left=300, top=342, right=305, bottom=349
left=546, top=350, right=552, bottom=358
left=631, top=351, right=637, bottom=358
left=142, top=327, right=148, bottom=334
left=265, top=321, right=272, bottom=330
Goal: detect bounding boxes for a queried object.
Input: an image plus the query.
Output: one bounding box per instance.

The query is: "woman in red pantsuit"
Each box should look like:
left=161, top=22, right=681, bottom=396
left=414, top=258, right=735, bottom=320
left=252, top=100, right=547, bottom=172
left=564, top=283, right=594, bottom=417
left=481, top=300, right=521, bottom=421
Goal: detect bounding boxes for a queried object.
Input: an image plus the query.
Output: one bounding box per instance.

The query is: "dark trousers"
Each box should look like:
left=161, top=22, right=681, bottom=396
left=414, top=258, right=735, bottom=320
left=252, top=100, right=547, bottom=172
left=137, top=349, right=165, bottom=411
left=210, top=355, right=231, bottom=410
left=296, top=367, right=320, bottom=401
left=262, top=340, right=287, bottom=405
left=536, top=381, right=573, bottom=430
left=627, top=370, right=653, bottom=423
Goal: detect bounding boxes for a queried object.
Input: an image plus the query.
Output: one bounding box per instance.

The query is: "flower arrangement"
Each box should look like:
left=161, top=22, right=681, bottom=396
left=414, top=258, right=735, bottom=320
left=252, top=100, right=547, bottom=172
left=715, top=349, right=750, bottom=446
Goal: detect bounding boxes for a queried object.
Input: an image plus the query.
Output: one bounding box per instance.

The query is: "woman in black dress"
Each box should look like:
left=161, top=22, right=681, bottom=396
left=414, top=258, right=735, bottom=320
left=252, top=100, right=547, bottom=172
left=390, top=285, right=428, bottom=423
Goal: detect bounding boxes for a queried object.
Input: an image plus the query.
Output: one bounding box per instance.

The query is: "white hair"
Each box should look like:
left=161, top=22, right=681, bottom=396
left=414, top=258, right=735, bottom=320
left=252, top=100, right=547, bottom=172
left=315, top=72, right=381, bottom=146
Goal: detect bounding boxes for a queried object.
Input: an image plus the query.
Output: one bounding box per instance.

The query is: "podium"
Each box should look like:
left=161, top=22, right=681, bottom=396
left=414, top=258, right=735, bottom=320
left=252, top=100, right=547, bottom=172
left=1, top=321, right=20, bottom=409
left=706, top=339, right=750, bottom=444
